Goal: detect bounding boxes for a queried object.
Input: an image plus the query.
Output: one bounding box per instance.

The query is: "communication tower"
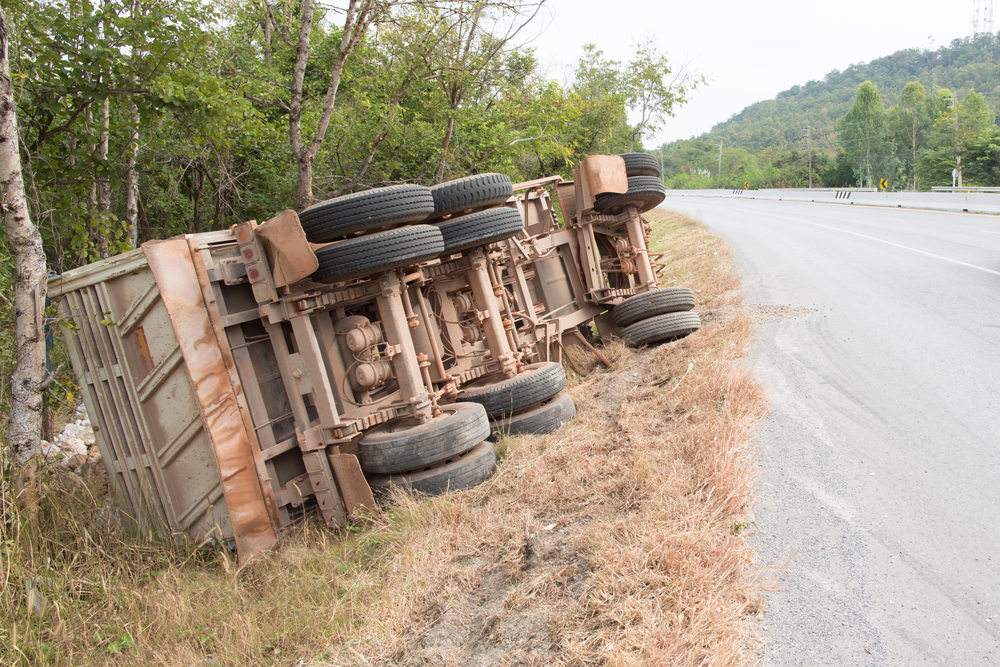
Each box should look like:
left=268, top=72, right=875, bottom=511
left=972, top=0, right=996, bottom=35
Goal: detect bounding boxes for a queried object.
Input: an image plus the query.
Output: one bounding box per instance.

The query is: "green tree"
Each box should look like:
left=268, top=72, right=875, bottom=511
left=622, top=40, right=702, bottom=150
left=897, top=81, right=928, bottom=190
left=10, top=0, right=232, bottom=263
left=964, top=126, right=1000, bottom=185
left=573, top=42, right=701, bottom=152
left=922, top=87, right=995, bottom=186
left=838, top=81, right=886, bottom=188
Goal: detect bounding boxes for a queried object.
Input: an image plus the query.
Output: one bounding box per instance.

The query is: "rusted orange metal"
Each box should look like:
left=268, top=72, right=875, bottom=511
left=145, top=239, right=280, bottom=559
left=254, top=210, right=318, bottom=288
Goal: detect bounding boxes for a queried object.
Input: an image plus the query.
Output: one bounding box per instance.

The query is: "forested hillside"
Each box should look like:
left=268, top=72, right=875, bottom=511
left=660, top=33, right=1000, bottom=190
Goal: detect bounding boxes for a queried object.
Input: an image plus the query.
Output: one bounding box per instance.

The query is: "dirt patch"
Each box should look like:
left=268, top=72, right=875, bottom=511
left=400, top=532, right=591, bottom=667
left=704, top=303, right=819, bottom=326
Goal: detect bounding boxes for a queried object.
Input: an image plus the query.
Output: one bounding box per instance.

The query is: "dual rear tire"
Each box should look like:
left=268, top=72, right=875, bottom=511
left=613, top=287, right=702, bottom=346
left=359, top=362, right=576, bottom=496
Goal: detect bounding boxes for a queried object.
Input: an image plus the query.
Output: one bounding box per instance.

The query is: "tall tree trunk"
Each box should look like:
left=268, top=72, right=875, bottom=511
left=97, top=0, right=112, bottom=257
left=126, top=96, right=139, bottom=248
left=0, top=7, right=47, bottom=459
left=97, top=96, right=110, bottom=257
left=295, top=156, right=313, bottom=210
left=85, top=106, right=98, bottom=261
left=289, top=0, right=371, bottom=210
left=126, top=0, right=142, bottom=247
left=125, top=71, right=139, bottom=247
left=262, top=4, right=272, bottom=64
left=213, top=184, right=223, bottom=230
left=288, top=0, right=317, bottom=210
left=434, top=116, right=455, bottom=183
left=191, top=163, right=203, bottom=233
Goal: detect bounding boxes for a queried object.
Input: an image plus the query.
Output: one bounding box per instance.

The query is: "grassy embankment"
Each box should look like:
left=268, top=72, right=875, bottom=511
left=1, top=209, right=767, bottom=666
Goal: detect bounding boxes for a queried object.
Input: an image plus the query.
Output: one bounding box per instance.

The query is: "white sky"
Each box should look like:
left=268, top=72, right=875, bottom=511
left=529, top=0, right=976, bottom=145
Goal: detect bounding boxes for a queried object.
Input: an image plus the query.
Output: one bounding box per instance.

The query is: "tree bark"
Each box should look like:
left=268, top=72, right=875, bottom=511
left=288, top=0, right=317, bottom=210
left=97, top=0, right=111, bottom=257
left=191, top=162, right=204, bottom=233
left=0, top=7, right=48, bottom=459
left=126, top=93, right=139, bottom=248
left=434, top=115, right=455, bottom=183
left=262, top=3, right=272, bottom=64
left=289, top=0, right=372, bottom=210
left=85, top=105, right=98, bottom=261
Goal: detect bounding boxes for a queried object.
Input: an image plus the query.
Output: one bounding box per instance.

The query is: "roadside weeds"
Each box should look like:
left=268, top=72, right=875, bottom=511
left=0, top=208, right=768, bottom=667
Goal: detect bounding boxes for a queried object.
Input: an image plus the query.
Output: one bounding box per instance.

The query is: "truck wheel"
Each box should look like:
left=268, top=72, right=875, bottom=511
left=458, top=361, right=567, bottom=418
left=358, top=402, right=490, bottom=474
left=300, top=185, right=435, bottom=243
left=366, top=440, right=498, bottom=496
left=620, top=311, right=701, bottom=346
left=619, top=152, right=660, bottom=178
left=429, top=173, right=513, bottom=220
left=613, top=287, right=696, bottom=327
left=488, top=392, right=576, bottom=441
left=437, top=208, right=524, bottom=254
left=593, top=176, right=666, bottom=215
left=312, top=225, right=444, bottom=283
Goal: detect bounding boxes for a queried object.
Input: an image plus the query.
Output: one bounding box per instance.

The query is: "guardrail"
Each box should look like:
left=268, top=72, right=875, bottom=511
left=931, top=186, right=1000, bottom=193
left=662, top=188, right=1000, bottom=215
left=764, top=187, right=878, bottom=193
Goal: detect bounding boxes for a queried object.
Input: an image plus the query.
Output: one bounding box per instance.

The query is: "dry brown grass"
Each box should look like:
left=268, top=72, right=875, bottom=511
left=1, top=208, right=767, bottom=667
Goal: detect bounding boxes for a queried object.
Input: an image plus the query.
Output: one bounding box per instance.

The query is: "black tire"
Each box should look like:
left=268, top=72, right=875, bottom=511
left=593, top=176, right=666, bottom=215
left=299, top=185, right=435, bottom=243
left=619, top=152, right=660, bottom=178
left=312, top=225, right=444, bottom=284
left=458, top=362, right=567, bottom=418
left=620, top=311, right=701, bottom=346
left=366, top=440, right=498, bottom=496
left=429, top=173, right=513, bottom=220
left=436, top=208, right=524, bottom=254
left=488, top=392, right=576, bottom=441
left=612, top=287, right=696, bottom=327
left=357, top=402, right=490, bottom=474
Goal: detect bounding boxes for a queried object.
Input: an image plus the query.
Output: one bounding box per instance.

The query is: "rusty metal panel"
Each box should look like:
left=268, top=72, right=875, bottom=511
left=145, top=239, right=279, bottom=557
left=254, top=210, right=318, bottom=287
left=580, top=155, right=628, bottom=197
left=48, top=237, right=280, bottom=559
left=50, top=260, right=233, bottom=542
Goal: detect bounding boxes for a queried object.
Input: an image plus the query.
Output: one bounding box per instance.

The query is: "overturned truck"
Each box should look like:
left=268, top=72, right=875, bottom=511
left=49, top=154, right=701, bottom=559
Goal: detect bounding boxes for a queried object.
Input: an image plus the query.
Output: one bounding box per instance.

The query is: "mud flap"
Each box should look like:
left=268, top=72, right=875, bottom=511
left=328, top=452, right=375, bottom=518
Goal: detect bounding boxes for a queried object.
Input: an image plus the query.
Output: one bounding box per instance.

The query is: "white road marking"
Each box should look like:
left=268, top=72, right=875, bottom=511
left=755, top=211, right=1000, bottom=277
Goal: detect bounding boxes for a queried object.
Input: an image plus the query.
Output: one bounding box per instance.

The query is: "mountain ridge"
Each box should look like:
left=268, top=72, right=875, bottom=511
left=670, top=32, right=1000, bottom=154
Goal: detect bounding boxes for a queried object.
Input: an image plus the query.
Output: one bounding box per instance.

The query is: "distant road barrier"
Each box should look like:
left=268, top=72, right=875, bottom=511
left=664, top=188, right=1000, bottom=215
left=931, top=186, right=1000, bottom=193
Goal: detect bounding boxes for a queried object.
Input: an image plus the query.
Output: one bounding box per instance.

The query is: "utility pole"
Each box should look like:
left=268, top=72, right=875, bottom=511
left=802, top=126, right=813, bottom=189
left=717, top=140, right=723, bottom=181
left=947, top=94, right=963, bottom=186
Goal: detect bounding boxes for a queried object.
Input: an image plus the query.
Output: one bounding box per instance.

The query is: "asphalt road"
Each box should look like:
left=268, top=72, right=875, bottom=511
left=660, top=196, right=1000, bottom=666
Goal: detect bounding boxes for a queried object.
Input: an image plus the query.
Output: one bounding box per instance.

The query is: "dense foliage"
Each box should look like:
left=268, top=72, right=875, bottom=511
left=0, top=0, right=696, bottom=274
left=0, top=0, right=701, bottom=445
left=660, top=33, right=1000, bottom=190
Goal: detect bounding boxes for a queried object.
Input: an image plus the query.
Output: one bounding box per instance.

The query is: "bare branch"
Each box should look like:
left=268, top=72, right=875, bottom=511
left=244, top=91, right=291, bottom=111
